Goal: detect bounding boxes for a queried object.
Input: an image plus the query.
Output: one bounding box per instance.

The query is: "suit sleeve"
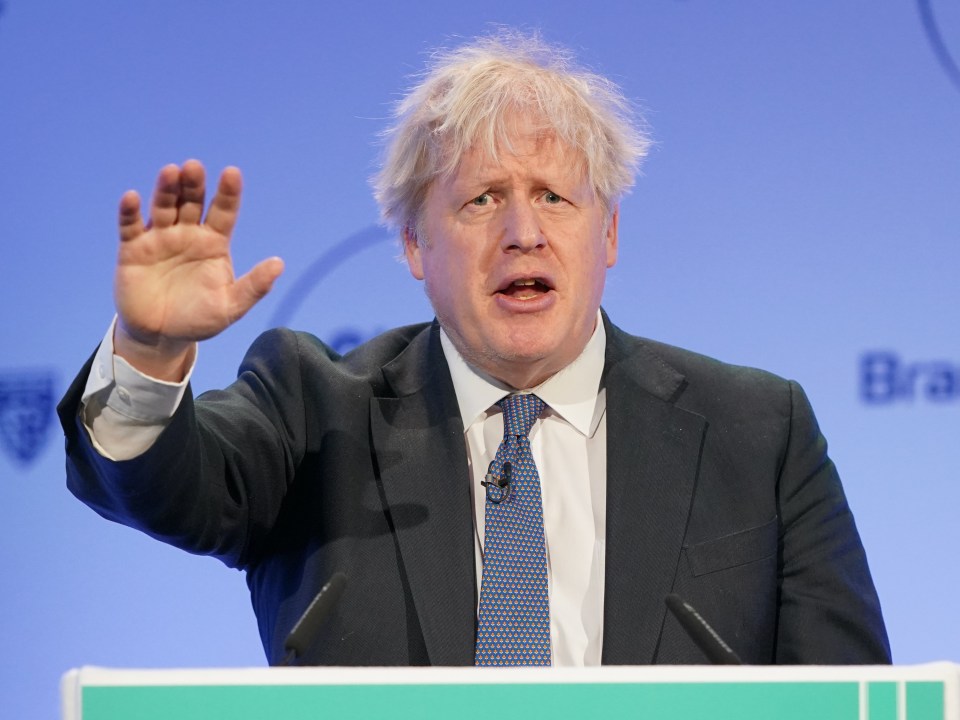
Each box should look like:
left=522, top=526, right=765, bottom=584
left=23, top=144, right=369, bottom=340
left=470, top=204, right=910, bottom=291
left=773, top=381, right=891, bottom=663
left=59, top=328, right=310, bottom=570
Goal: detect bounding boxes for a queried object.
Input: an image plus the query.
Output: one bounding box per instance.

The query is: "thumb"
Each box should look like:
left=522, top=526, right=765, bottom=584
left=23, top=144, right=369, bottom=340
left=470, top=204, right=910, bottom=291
left=230, top=256, right=285, bottom=321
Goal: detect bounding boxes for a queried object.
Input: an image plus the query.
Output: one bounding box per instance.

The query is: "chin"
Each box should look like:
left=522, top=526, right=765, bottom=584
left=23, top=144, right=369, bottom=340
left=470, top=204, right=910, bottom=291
left=492, top=338, right=567, bottom=370
left=506, top=318, right=580, bottom=351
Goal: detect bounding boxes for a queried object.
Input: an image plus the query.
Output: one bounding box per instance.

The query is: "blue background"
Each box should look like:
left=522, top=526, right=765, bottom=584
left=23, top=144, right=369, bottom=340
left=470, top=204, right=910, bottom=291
left=1, top=1, right=958, bottom=717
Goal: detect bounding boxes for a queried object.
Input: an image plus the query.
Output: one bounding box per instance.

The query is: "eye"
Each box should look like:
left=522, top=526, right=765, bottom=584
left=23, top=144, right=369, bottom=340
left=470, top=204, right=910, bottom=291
left=470, top=193, right=492, bottom=206
left=543, top=191, right=564, bottom=204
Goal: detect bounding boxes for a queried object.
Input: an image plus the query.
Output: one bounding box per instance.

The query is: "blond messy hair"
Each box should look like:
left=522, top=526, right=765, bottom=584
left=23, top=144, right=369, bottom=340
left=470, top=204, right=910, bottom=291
left=372, top=30, right=651, bottom=235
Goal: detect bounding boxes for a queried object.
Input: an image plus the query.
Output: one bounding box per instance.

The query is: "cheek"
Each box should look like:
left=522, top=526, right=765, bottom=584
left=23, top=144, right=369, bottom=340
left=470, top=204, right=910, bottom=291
left=422, top=262, right=459, bottom=313
left=574, top=245, right=611, bottom=299
left=419, top=233, right=492, bottom=304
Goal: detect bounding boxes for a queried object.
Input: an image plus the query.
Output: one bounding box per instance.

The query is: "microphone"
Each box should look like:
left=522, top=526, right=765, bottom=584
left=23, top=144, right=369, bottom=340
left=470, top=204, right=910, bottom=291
left=481, top=460, right=512, bottom=503
left=279, top=572, right=348, bottom=666
left=664, top=593, right=742, bottom=665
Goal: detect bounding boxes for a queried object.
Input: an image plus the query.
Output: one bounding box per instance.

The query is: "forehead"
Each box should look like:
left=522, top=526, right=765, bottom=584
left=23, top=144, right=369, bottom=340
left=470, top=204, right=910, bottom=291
left=444, top=127, right=588, bottom=189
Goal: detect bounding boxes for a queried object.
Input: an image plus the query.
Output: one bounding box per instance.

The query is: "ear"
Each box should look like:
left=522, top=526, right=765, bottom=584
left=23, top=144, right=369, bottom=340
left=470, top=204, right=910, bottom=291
left=403, top=226, right=425, bottom=280
left=605, top=206, right=620, bottom=268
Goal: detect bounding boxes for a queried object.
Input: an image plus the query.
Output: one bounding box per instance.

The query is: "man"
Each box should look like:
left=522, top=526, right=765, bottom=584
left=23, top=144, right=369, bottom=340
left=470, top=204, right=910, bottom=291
left=60, top=32, right=890, bottom=666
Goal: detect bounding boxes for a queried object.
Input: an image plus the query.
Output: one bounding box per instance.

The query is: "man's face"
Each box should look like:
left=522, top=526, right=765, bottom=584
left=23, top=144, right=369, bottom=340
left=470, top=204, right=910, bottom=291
left=404, top=118, right=618, bottom=389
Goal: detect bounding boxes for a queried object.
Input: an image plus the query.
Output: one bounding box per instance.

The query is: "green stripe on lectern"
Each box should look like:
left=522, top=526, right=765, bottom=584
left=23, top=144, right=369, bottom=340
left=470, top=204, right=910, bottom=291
left=82, top=681, right=861, bottom=720
left=907, top=682, right=944, bottom=720
left=868, top=682, right=897, bottom=720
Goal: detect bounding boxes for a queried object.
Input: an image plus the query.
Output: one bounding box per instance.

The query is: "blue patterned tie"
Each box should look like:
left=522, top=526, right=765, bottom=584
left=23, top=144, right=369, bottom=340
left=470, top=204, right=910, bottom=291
left=474, top=393, right=550, bottom=666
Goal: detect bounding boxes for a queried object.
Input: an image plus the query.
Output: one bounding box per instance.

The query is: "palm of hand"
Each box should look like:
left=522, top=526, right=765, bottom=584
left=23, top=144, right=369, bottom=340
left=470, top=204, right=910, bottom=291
left=112, top=161, right=283, bottom=357
left=116, top=219, right=241, bottom=343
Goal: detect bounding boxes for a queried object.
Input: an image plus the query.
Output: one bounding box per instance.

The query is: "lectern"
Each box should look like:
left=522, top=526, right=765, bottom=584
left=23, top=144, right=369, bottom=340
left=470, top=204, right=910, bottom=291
left=62, top=663, right=960, bottom=720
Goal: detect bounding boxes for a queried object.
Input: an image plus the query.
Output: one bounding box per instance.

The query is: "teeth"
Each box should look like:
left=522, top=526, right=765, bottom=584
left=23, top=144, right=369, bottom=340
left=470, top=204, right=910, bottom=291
left=513, top=279, right=536, bottom=286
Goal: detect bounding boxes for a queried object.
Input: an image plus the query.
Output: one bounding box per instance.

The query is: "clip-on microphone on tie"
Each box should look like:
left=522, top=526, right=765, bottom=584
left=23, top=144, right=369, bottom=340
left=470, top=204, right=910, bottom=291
left=482, top=460, right=512, bottom=503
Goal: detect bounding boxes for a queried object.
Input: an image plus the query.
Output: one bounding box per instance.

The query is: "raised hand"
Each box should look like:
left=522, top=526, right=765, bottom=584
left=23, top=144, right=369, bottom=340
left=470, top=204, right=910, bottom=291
left=113, top=160, right=284, bottom=380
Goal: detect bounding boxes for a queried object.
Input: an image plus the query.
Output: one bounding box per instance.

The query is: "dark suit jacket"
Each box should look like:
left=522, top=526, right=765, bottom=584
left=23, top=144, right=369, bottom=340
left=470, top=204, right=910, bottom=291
left=60, top=315, right=890, bottom=665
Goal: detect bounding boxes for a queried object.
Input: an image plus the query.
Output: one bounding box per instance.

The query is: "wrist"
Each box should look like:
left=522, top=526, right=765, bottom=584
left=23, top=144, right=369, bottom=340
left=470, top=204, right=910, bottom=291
left=113, top=321, right=195, bottom=382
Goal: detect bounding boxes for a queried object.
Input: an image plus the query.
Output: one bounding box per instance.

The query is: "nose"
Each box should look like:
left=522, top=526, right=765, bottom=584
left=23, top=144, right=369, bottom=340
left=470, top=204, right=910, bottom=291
left=500, top=200, right=546, bottom=253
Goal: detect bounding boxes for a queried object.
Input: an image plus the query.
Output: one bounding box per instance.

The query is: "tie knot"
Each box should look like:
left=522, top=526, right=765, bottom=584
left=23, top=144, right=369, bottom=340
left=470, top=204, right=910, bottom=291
left=497, top=393, right=544, bottom=439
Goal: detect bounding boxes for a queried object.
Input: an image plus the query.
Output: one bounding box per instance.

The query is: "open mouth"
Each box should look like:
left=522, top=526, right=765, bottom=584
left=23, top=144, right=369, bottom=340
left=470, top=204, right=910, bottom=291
left=497, top=278, right=553, bottom=300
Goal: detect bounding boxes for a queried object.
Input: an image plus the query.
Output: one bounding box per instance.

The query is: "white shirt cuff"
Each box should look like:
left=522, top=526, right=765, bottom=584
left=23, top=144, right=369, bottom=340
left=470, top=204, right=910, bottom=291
left=80, top=317, right=196, bottom=460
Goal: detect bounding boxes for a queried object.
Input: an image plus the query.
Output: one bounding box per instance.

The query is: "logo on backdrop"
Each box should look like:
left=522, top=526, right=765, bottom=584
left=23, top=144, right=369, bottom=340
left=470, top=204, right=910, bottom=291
left=269, top=224, right=432, bottom=354
left=0, top=370, right=57, bottom=465
left=860, top=351, right=959, bottom=404
left=917, top=0, right=960, bottom=96
left=270, top=225, right=393, bottom=353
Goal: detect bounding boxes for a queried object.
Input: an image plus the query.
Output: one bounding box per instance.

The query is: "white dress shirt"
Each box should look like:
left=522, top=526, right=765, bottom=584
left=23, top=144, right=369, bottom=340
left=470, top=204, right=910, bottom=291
left=81, top=315, right=608, bottom=665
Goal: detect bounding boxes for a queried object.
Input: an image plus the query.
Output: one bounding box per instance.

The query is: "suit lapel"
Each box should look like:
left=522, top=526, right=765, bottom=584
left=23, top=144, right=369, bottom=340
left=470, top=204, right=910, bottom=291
left=370, top=324, right=477, bottom=666
left=601, top=320, right=706, bottom=664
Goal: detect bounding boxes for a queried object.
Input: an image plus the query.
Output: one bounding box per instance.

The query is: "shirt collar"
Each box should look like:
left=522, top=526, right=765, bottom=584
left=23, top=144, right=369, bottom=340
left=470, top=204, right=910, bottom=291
left=440, top=311, right=606, bottom=437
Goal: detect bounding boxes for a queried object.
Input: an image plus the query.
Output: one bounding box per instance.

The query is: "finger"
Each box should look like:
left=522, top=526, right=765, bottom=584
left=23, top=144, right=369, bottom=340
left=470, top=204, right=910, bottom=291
left=118, top=190, right=145, bottom=243
left=205, top=166, right=243, bottom=238
left=176, top=159, right=207, bottom=225
left=149, top=164, right=183, bottom=229
left=229, top=256, right=285, bottom=321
